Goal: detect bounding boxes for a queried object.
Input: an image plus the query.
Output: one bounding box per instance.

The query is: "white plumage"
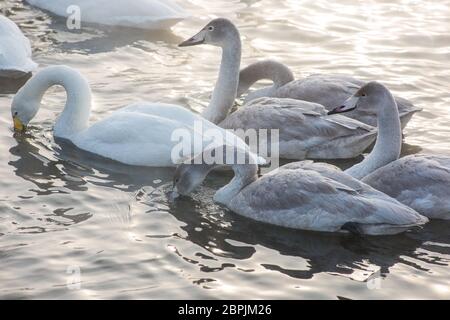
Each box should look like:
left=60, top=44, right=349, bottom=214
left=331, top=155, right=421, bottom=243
left=0, top=15, right=37, bottom=78
left=25, top=0, right=187, bottom=30
left=11, top=66, right=264, bottom=167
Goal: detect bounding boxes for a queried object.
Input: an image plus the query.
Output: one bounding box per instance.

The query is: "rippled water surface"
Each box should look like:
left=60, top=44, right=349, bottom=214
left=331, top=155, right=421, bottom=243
left=1, top=0, right=450, bottom=299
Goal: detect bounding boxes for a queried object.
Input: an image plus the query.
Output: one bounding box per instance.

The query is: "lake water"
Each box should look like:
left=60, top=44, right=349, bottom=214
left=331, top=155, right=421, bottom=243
left=0, top=0, right=449, bottom=299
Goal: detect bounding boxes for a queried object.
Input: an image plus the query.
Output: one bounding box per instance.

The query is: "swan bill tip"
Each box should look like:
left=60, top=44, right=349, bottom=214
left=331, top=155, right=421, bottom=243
left=178, top=38, right=205, bottom=47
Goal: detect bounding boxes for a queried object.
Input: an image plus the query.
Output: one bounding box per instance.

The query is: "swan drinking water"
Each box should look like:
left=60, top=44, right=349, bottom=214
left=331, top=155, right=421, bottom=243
left=25, top=0, right=187, bottom=30
left=237, top=60, right=421, bottom=129
left=329, top=82, right=450, bottom=219
left=172, top=146, right=428, bottom=235
left=179, top=18, right=377, bottom=160
left=0, top=15, right=37, bottom=79
left=11, top=65, right=263, bottom=167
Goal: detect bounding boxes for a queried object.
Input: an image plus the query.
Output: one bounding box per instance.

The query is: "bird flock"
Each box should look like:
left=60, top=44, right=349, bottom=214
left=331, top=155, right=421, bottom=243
left=1, top=4, right=449, bottom=236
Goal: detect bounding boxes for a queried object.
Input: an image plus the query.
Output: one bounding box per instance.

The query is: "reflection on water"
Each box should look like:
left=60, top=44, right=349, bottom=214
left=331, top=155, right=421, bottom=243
left=0, top=0, right=449, bottom=299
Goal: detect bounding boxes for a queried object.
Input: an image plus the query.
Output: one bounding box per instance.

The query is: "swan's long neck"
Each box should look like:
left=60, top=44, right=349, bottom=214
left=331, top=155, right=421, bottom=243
left=237, top=60, right=295, bottom=97
left=346, top=92, right=402, bottom=179
left=20, top=66, right=91, bottom=139
left=214, top=163, right=258, bottom=206
left=202, top=32, right=241, bottom=124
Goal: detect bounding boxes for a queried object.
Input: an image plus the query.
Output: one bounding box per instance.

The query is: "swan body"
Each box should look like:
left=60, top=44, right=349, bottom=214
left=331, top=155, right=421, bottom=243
left=25, top=0, right=187, bottom=30
left=11, top=66, right=264, bottom=167
left=173, top=149, right=428, bottom=235
left=238, top=61, right=421, bottom=129
left=0, top=15, right=37, bottom=78
left=362, top=155, right=450, bottom=219
left=220, top=97, right=377, bottom=160
left=179, top=18, right=376, bottom=160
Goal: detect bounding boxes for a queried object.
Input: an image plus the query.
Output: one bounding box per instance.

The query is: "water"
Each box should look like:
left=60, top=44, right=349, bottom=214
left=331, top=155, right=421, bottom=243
left=1, top=0, right=449, bottom=299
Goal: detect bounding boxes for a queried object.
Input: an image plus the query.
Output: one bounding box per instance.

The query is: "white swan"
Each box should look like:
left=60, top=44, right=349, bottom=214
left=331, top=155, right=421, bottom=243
left=329, top=82, right=450, bottom=219
left=0, top=15, right=37, bottom=78
left=172, top=146, right=428, bottom=235
left=25, top=0, right=187, bottom=30
left=11, top=65, right=264, bottom=167
left=179, top=18, right=377, bottom=160
left=238, top=60, right=421, bottom=129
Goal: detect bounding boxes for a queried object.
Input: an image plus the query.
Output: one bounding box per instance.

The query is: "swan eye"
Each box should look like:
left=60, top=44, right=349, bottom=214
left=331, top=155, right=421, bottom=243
left=208, top=26, right=214, bottom=31
left=361, top=93, right=366, bottom=97
left=14, top=111, right=18, bottom=116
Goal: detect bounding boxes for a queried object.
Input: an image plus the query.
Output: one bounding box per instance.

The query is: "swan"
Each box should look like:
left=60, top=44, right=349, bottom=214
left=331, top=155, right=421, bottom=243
left=0, top=15, right=37, bottom=78
left=10, top=65, right=264, bottom=167
left=362, top=155, right=450, bottom=219
left=237, top=60, right=421, bottom=129
left=172, top=146, right=428, bottom=235
left=329, top=82, right=450, bottom=219
left=179, top=18, right=377, bottom=160
left=25, top=0, right=187, bottom=30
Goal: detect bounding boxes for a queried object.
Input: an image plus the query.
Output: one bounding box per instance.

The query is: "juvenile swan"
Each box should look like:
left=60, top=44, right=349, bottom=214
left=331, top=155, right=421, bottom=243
left=11, top=66, right=263, bottom=167
left=329, top=82, right=450, bottom=219
left=0, top=15, right=37, bottom=78
left=237, top=60, right=421, bottom=129
left=329, top=82, right=403, bottom=180
left=179, top=18, right=377, bottom=160
left=173, top=147, right=428, bottom=235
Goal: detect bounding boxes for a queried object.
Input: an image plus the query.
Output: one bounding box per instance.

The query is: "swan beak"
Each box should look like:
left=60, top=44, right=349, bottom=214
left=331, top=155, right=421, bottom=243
left=178, top=30, right=206, bottom=47
left=169, top=187, right=180, bottom=201
left=328, top=96, right=359, bottom=115
left=13, top=116, right=25, bottom=132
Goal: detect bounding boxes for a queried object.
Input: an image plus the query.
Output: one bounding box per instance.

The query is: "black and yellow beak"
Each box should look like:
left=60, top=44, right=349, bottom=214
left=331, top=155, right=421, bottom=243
left=13, top=116, right=26, bottom=132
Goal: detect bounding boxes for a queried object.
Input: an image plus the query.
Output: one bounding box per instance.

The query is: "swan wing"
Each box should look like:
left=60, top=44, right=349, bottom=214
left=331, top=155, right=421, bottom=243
left=220, top=98, right=376, bottom=160
left=229, top=161, right=427, bottom=235
left=362, top=154, right=450, bottom=219
left=274, top=74, right=420, bottom=128
left=72, top=103, right=263, bottom=166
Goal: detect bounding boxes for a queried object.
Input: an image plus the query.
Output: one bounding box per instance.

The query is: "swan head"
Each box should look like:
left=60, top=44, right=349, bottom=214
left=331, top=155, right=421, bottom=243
left=328, top=81, right=392, bottom=115
left=172, top=162, right=213, bottom=198
left=178, top=18, right=239, bottom=48
left=11, top=88, right=40, bottom=132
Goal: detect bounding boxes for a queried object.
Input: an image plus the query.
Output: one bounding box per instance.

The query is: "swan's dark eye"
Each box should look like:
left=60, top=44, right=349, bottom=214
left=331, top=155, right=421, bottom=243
left=361, top=93, right=366, bottom=97
left=208, top=26, right=214, bottom=31
left=14, top=111, right=18, bottom=116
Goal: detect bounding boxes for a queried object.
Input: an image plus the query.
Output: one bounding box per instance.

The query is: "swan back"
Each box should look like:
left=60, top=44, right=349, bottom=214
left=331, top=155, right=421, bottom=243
left=362, top=154, right=450, bottom=219
left=219, top=97, right=377, bottom=160
left=229, top=161, right=428, bottom=235
left=26, top=0, right=187, bottom=29
left=0, top=16, right=37, bottom=77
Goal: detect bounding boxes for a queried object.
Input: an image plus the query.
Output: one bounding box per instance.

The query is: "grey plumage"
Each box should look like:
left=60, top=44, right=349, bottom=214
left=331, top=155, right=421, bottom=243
left=362, top=154, right=450, bottom=219
left=228, top=161, right=428, bottom=235
left=238, top=66, right=421, bottom=129
left=220, top=97, right=377, bottom=160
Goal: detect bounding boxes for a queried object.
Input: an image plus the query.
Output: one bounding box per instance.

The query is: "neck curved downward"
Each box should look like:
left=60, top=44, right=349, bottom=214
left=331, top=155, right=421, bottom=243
left=214, top=163, right=258, bottom=206
left=237, top=60, right=295, bottom=97
left=345, top=91, right=402, bottom=179
left=20, top=65, right=92, bottom=139
left=202, top=28, right=242, bottom=124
